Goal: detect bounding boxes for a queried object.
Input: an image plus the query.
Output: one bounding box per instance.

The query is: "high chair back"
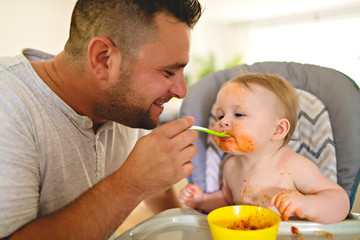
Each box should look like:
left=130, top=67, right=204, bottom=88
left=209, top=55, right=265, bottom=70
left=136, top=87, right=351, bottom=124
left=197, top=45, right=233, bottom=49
left=180, top=62, right=360, bottom=210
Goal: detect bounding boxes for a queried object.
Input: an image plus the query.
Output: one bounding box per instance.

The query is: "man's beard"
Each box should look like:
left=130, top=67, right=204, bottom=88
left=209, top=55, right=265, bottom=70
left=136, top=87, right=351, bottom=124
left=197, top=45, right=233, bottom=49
left=92, top=72, right=158, bottom=129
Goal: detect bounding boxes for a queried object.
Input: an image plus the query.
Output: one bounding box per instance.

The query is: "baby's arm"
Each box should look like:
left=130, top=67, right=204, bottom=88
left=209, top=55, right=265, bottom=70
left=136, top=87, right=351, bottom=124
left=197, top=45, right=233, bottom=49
left=270, top=156, right=350, bottom=224
left=179, top=183, right=229, bottom=213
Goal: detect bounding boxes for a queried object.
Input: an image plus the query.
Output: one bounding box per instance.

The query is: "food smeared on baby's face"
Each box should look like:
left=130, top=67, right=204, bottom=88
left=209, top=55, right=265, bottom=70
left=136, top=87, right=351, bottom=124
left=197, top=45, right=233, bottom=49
left=212, top=83, right=257, bottom=153
left=237, top=134, right=256, bottom=152
left=221, top=84, right=246, bottom=104
left=213, top=124, right=256, bottom=153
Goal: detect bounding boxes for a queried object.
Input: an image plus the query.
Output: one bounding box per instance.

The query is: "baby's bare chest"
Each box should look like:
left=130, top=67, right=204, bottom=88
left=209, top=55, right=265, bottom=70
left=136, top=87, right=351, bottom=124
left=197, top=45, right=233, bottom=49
left=225, top=170, right=296, bottom=206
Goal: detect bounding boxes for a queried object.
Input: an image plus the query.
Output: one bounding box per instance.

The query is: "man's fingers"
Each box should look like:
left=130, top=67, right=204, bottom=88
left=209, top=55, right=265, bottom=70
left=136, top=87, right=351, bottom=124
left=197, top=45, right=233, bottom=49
left=180, top=159, right=194, bottom=178
left=158, top=116, right=195, bottom=138
left=179, top=143, right=197, bottom=163
left=169, top=129, right=198, bottom=153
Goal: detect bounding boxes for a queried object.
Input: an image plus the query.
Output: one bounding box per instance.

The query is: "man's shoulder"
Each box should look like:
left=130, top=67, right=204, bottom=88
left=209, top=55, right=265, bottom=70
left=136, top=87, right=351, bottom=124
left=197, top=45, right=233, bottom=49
left=0, top=55, right=28, bottom=69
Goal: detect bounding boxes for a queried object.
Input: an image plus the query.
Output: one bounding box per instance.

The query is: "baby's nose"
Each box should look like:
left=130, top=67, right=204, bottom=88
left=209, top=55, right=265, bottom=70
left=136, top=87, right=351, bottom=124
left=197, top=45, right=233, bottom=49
left=220, top=118, right=231, bottom=127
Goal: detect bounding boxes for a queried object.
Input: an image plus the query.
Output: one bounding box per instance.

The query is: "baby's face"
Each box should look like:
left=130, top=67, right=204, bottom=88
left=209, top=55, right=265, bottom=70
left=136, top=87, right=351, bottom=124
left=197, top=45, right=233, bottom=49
left=212, top=83, right=281, bottom=154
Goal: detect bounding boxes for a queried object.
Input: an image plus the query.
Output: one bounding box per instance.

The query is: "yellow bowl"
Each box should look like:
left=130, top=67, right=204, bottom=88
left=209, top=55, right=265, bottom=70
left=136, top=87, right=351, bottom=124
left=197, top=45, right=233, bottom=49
left=207, top=205, right=281, bottom=240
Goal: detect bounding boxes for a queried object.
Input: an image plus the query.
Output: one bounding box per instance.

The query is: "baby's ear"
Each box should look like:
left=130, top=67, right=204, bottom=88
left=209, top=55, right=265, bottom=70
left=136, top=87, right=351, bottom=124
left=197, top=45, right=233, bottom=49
left=273, top=118, right=290, bottom=140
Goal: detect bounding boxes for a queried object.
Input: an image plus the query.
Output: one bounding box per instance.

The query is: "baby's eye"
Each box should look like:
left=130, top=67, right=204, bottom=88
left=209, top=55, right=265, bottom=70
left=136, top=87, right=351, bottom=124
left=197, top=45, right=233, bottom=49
left=217, top=115, right=224, bottom=120
left=235, top=113, right=244, bottom=118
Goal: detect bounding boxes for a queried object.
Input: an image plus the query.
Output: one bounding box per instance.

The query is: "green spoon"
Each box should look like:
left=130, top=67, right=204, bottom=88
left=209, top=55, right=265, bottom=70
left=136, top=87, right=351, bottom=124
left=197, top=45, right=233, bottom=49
left=189, top=126, right=230, bottom=138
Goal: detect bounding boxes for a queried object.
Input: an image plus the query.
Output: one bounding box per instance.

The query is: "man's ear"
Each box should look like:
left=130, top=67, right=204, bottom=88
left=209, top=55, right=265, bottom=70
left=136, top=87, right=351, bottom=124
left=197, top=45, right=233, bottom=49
left=88, top=37, right=118, bottom=82
left=273, top=118, right=290, bottom=140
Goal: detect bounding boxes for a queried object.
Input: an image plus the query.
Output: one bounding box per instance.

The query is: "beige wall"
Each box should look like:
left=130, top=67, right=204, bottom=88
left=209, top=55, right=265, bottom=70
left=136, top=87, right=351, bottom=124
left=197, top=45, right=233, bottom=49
left=0, top=0, right=76, bottom=56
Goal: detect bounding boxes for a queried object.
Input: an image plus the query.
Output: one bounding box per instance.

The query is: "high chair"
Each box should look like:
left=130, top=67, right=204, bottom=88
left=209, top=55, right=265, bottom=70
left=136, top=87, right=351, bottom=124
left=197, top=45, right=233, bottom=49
left=179, top=61, right=360, bottom=211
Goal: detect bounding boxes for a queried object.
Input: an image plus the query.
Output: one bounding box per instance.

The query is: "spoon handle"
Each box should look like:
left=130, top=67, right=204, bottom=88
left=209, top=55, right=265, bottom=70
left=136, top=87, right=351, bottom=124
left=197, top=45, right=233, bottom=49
left=189, top=126, right=230, bottom=138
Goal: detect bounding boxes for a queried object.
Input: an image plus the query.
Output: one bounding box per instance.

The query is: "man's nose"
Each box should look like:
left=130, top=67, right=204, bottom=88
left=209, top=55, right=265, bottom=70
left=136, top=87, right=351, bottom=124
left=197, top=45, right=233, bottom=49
left=169, top=71, right=187, bottom=99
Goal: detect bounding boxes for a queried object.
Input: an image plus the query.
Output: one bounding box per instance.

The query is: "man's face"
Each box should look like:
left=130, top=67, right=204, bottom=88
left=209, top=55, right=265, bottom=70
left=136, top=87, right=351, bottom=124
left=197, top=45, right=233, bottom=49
left=93, top=13, right=191, bottom=129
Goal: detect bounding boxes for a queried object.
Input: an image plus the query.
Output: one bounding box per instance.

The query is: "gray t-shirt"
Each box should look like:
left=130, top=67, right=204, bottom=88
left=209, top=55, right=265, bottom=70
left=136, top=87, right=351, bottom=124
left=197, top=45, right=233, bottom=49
left=0, top=55, right=149, bottom=237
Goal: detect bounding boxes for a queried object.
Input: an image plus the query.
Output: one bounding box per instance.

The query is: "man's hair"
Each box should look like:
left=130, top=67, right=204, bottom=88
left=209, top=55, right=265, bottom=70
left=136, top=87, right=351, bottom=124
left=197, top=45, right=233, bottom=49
left=64, top=0, right=202, bottom=60
left=224, top=73, right=299, bottom=145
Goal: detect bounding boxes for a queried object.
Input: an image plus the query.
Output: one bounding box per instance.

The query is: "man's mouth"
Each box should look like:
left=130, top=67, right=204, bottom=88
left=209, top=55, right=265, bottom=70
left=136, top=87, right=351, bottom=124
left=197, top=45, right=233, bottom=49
left=154, top=102, right=165, bottom=107
left=153, top=100, right=168, bottom=113
left=154, top=96, right=172, bottom=107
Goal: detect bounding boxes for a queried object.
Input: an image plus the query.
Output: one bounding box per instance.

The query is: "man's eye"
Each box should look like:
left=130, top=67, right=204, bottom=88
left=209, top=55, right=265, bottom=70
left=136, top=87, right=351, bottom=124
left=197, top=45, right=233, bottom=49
left=235, top=113, right=244, bottom=117
left=164, top=71, right=175, bottom=77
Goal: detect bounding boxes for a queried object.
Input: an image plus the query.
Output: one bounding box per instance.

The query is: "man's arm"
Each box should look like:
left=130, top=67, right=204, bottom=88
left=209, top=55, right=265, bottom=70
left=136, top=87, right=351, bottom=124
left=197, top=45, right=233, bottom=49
left=6, top=117, right=197, bottom=239
left=8, top=167, right=146, bottom=240
left=144, top=186, right=182, bottom=215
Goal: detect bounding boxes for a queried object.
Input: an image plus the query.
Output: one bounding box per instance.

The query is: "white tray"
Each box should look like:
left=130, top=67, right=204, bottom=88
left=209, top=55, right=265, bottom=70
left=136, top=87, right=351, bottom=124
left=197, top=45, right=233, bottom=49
left=116, top=208, right=360, bottom=240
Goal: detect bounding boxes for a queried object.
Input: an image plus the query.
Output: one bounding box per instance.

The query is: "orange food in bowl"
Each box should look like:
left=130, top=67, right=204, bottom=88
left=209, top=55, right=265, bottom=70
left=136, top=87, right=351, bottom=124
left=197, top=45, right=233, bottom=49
left=207, top=205, right=281, bottom=240
left=227, top=215, right=273, bottom=230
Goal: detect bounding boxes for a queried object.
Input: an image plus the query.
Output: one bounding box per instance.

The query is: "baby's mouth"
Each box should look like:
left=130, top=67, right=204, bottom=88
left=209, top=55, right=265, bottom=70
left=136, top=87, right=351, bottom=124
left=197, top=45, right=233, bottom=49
left=219, top=130, right=230, bottom=135
left=219, top=130, right=232, bottom=141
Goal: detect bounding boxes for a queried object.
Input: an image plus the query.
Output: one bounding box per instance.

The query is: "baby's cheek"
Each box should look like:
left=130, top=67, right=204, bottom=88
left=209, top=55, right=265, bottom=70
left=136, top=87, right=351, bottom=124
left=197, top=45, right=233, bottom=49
left=237, top=135, right=256, bottom=152
left=218, top=139, right=237, bottom=152
left=212, top=124, right=257, bottom=153
left=232, top=125, right=256, bottom=153
left=213, top=135, right=220, bottom=146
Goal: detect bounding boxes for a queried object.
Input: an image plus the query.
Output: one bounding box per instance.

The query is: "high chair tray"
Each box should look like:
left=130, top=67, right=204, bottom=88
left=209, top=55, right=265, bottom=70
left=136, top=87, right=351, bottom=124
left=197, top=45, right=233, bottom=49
left=115, top=208, right=360, bottom=240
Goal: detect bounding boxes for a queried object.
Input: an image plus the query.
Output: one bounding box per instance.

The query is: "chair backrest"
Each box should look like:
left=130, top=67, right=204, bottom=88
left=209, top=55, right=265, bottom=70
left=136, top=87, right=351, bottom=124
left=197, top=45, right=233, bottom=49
left=180, top=62, right=360, bottom=210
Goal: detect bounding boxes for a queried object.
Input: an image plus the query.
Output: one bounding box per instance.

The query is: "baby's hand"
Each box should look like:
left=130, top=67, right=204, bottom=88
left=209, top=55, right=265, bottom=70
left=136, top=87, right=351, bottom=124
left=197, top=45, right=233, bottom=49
left=269, top=190, right=308, bottom=221
left=179, top=183, right=204, bottom=209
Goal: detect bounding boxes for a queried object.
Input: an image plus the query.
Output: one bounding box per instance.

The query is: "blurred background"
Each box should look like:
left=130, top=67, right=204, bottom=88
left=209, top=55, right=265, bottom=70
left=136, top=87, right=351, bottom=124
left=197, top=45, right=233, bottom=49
left=191, top=0, right=360, bottom=87
left=1, top=0, right=359, bottom=87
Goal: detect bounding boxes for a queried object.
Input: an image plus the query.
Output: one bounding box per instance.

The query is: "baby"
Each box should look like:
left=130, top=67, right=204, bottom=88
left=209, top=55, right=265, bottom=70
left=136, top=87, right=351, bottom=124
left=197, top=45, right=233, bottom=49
left=180, top=73, right=350, bottom=224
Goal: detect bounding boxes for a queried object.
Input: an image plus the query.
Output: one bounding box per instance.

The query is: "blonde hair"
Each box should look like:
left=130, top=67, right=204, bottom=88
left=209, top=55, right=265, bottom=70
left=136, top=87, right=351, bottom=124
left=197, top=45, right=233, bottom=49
left=222, top=73, right=299, bottom=145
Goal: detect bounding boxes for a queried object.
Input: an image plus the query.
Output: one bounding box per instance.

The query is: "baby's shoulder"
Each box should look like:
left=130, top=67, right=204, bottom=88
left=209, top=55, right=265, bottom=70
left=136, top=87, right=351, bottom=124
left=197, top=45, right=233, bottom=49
left=281, top=147, right=317, bottom=168
left=222, top=156, right=241, bottom=170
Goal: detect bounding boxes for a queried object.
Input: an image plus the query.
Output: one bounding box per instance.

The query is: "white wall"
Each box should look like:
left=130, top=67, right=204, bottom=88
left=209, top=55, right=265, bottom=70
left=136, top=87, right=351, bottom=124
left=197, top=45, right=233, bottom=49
left=244, top=18, right=360, bottom=87
left=190, top=14, right=360, bottom=87
left=1, top=0, right=359, bottom=88
left=0, top=0, right=76, bottom=56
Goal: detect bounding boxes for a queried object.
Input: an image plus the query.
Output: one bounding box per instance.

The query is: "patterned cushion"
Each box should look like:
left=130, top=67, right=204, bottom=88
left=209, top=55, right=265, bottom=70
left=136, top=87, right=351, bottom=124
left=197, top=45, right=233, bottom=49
left=205, top=89, right=336, bottom=193
left=288, top=89, right=336, bottom=181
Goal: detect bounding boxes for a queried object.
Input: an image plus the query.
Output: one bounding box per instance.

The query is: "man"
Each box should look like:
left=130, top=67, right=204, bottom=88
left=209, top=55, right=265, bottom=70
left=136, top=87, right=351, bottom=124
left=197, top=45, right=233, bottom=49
left=0, top=0, right=202, bottom=239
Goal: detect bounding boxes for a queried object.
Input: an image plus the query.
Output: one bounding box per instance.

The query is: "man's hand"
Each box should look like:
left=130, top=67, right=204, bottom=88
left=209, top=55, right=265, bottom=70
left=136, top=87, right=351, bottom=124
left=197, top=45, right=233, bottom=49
left=121, top=116, right=198, bottom=197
